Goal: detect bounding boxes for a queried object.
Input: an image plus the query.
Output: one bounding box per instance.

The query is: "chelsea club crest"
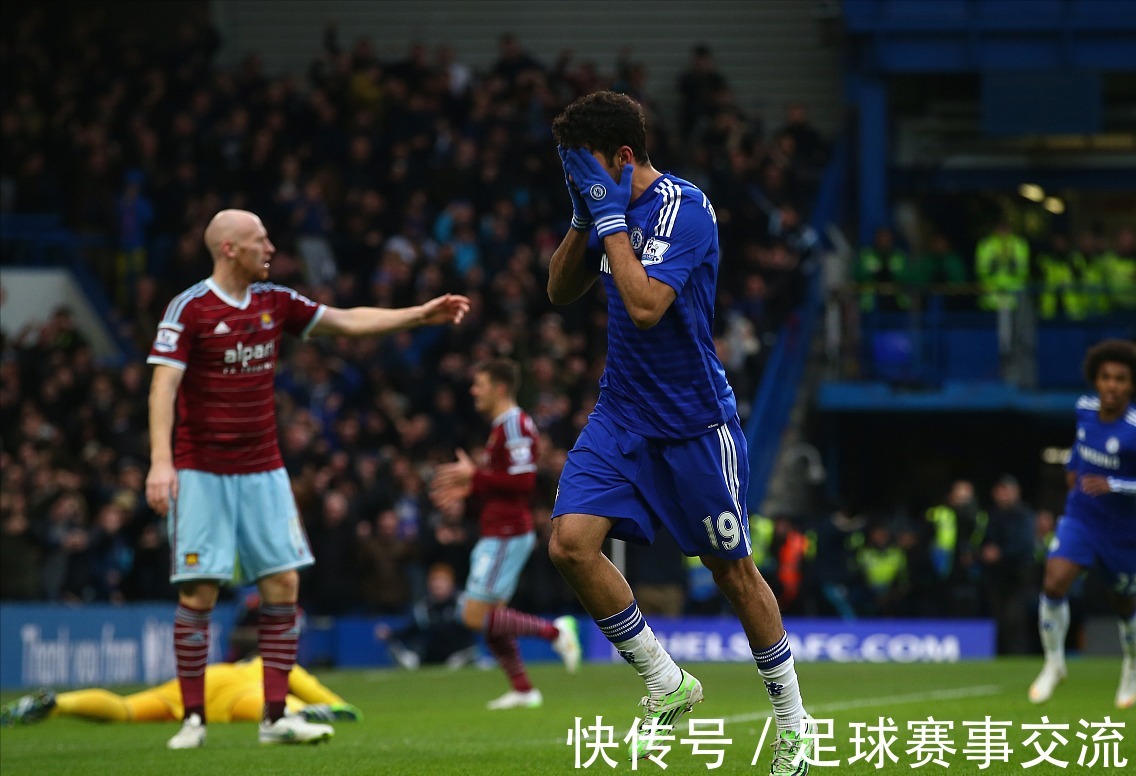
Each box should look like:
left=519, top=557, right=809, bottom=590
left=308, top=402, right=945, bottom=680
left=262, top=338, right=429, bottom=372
left=630, top=227, right=645, bottom=252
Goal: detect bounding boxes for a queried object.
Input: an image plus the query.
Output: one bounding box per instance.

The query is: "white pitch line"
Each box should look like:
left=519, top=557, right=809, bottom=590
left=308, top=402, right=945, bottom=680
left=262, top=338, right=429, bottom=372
left=723, top=684, right=1004, bottom=725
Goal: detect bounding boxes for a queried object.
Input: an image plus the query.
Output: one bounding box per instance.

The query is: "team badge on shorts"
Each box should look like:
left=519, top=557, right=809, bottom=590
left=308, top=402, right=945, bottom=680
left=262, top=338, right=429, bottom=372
left=184, top=552, right=200, bottom=567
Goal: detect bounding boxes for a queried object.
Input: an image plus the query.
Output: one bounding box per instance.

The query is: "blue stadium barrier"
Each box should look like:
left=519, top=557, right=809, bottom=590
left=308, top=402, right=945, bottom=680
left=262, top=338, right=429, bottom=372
left=744, top=142, right=847, bottom=511
left=0, top=604, right=995, bottom=689
left=585, top=617, right=996, bottom=664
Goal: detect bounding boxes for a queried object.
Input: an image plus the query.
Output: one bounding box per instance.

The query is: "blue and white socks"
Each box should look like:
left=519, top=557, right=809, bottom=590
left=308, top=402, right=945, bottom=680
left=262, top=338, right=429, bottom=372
left=596, top=601, right=683, bottom=698
left=1038, top=594, right=1070, bottom=666
left=753, top=633, right=806, bottom=734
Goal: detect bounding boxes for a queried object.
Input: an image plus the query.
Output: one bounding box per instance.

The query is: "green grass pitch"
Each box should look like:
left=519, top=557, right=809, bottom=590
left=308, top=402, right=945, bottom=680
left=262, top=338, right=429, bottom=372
left=2, top=657, right=1132, bottom=774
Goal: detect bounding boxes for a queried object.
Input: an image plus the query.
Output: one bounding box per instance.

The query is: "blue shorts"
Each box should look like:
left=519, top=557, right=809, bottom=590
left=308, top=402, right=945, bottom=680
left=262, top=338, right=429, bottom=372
left=552, top=412, right=751, bottom=559
left=463, top=532, right=537, bottom=603
left=168, top=468, right=314, bottom=584
left=1049, top=514, right=1136, bottom=595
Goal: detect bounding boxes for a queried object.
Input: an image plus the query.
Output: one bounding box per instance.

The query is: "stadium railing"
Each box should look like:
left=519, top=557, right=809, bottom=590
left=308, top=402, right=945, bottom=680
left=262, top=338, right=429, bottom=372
left=744, top=141, right=848, bottom=512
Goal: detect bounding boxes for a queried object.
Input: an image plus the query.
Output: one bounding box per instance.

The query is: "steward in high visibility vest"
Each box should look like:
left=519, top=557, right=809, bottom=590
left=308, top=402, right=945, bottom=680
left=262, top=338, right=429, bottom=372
left=1036, top=234, right=1092, bottom=320
left=854, top=227, right=909, bottom=311
left=925, top=480, right=988, bottom=584
left=975, top=221, right=1030, bottom=311
left=1099, top=228, right=1136, bottom=311
left=855, top=522, right=907, bottom=615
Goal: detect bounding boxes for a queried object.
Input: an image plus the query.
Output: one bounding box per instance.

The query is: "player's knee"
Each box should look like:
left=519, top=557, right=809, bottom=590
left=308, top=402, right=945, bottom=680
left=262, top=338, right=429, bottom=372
left=258, top=569, right=300, bottom=604
left=457, top=597, right=486, bottom=630
left=703, top=555, right=759, bottom=595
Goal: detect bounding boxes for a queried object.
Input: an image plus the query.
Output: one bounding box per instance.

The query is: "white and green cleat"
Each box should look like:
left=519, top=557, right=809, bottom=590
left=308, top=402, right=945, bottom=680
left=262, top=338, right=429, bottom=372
left=769, top=719, right=814, bottom=776
left=628, top=670, right=704, bottom=761
left=258, top=714, right=334, bottom=744
left=552, top=616, right=582, bottom=673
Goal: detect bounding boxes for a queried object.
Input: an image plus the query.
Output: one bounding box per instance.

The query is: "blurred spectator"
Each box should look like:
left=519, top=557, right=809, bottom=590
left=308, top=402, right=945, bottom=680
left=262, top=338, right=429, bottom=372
left=625, top=529, right=687, bottom=617
left=375, top=562, right=477, bottom=670
left=852, top=520, right=908, bottom=617
left=356, top=508, right=418, bottom=615
left=924, top=480, right=986, bottom=617
left=853, top=227, right=908, bottom=312
left=677, top=45, right=729, bottom=143
left=979, top=475, right=1037, bottom=654
left=974, top=217, right=1030, bottom=312
left=1100, top=226, right=1136, bottom=311
left=1036, top=233, right=1092, bottom=320
left=907, top=233, right=968, bottom=308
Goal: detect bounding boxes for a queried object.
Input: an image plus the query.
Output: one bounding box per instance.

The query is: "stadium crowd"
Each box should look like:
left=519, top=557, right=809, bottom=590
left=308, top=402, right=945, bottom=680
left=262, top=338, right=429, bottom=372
left=2, top=8, right=1121, bottom=660
left=0, top=7, right=825, bottom=619
left=1, top=8, right=1105, bottom=655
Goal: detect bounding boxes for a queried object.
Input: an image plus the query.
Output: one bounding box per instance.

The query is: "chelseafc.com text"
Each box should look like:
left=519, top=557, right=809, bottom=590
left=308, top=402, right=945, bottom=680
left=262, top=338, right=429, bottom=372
left=566, top=715, right=1129, bottom=770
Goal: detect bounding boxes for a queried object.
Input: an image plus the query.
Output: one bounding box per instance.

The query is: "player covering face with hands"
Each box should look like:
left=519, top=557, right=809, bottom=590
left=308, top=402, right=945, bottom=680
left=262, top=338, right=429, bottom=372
left=145, top=209, right=468, bottom=749
left=546, top=91, right=813, bottom=775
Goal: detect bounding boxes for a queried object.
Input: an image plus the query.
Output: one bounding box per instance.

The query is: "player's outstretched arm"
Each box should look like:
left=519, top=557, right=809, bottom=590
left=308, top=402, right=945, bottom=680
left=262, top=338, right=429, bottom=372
left=310, top=294, right=470, bottom=338
left=145, top=364, right=184, bottom=516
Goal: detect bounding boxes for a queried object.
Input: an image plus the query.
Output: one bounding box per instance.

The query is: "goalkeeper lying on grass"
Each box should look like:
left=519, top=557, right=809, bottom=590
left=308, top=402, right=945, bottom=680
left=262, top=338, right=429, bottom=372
left=1, top=657, right=360, bottom=726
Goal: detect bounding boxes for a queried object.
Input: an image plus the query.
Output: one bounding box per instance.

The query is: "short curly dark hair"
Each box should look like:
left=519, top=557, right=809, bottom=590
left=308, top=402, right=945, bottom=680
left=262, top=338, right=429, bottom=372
left=551, top=90, right=650, bottom=164
left=1083, top=338, right=1136, bottom=387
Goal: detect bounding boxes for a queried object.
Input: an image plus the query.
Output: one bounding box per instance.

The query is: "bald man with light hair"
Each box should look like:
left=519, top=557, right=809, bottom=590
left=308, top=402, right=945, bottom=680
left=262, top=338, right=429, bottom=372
left=145, top=209, right=469, bottom=750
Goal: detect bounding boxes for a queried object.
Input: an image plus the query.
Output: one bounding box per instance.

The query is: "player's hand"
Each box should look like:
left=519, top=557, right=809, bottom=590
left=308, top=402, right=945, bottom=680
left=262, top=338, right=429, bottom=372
left=145, top=461, right=178, bottom=515
left=563, top=147, right=633, bottom=238
left=418, top=294, right=471, bottom=326
left=430, top=483, right=470, bottom=513
left=557, top=145, right=592, bottom=231
left=1079, top=474, right=1112, bottom=496
left=432, top=449, right=476, bottom=491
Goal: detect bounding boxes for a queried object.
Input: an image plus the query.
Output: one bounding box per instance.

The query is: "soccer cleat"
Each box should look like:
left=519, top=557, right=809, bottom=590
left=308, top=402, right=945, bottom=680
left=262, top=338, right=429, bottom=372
left=769, top=718, right=814, bottom=776
left=628, top=670, right=704, bottom=761
left=0, top=688, right=55, bottom=727
left=299, top=702, right=363, bottom=723
left=552, top=615, right=582, bottom=674
left=1117, top=657, right=1136, bottom=709
left=1029, top=661, right=1067, bottom=704
left=486, top=688, right=543, bottom=710
left=258, top=714, right=334, bottom=744
left=167, top=713, right=206, bottom=749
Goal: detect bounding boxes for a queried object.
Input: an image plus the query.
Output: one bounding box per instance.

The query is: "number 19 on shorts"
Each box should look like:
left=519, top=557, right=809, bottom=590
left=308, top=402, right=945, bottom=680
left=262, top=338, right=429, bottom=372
left=702, top=511, right=742, bottom=551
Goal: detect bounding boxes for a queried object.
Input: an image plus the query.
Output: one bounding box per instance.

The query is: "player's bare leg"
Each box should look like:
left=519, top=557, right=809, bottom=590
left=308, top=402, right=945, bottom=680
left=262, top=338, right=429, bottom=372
left=703, top=555, right=812, bottom=774
left=1031, top=557, right=1080, bottom=704
left=551, top=514, right=701, bottom=761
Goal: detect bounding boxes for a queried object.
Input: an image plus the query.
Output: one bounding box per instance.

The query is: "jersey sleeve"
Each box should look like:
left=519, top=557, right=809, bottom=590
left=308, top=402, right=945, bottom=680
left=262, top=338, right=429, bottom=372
left=275, top=286, right=326, bottom=339
left=643, top=190, right=715, bottom=295
left=147, top=305, right=195, bottom=370
left=469, top=413, right=539, bottom=495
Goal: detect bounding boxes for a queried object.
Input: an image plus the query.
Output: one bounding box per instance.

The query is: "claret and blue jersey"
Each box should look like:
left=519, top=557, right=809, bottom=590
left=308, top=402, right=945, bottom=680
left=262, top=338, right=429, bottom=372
left=585, top=172, right=736, bottom=440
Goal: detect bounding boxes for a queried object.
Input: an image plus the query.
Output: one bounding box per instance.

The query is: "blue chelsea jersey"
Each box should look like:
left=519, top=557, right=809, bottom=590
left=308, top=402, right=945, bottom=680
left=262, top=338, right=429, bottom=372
left=585, top=173, right=736, bottom=439
left=1064, top=396, right=1136, bottom=538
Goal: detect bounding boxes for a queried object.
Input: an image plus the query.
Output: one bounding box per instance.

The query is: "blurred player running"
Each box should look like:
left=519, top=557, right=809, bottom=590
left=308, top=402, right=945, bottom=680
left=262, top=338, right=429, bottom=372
left=431, top=358, right=581, bottom=710
left=1031, top=339, right=1136, bottom=708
